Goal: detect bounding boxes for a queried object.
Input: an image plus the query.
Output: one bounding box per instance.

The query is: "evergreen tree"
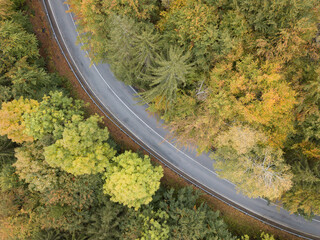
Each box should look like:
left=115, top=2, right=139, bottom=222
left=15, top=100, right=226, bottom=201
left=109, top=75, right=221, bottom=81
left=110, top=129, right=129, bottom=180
left=106, top=15, right=138, bottom=85
left=129, top=24, right=160, bottom=88
left=281, top=157, right=320, bottom=217
left=0, top=20, right=38, bottom=75
left=101, top=0, right=158, bottom=20
left=233, top=0, right=318, bottom=36
left=141, top=46, right=194, bottom=107
left=85, top=199, right=125, bottom=240
left=0, top=135, right=15, bottom=169
left=154, top=187, right=236, bottom=240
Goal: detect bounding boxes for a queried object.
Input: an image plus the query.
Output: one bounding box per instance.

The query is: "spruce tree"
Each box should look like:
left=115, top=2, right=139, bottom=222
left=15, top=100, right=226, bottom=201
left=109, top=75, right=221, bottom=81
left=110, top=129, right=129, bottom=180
left=141, top=46, right=194, bottom=107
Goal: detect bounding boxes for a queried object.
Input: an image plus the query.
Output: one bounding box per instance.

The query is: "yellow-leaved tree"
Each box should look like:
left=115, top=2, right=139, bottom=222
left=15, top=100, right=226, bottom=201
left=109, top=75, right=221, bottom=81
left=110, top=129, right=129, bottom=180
left=212, top=125, right=293, bottom=200
left=103, top=151, right=163, bottom=210
left=44, top=115, right=116, bottom=175
left=0, top=97, right=38, bottom=143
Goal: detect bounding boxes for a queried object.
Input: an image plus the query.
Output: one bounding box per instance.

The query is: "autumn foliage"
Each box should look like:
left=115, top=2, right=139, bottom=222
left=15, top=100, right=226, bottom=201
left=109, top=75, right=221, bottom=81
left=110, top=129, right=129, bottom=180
left=66, top=0, right=320, bottom=216
left=0, top=97, right=38, bottom=143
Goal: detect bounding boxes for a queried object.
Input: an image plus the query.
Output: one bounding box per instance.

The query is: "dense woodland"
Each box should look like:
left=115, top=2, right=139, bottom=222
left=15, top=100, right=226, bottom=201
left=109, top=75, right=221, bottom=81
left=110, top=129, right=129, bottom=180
left=0, top=0, right=277, bottom=239
left=65, top=0, right=320, bottom=218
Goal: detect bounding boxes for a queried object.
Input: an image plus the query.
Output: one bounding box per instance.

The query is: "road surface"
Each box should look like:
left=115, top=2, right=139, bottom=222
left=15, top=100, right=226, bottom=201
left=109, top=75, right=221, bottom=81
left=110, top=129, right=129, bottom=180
left=43, top=0, right=320, bottom=238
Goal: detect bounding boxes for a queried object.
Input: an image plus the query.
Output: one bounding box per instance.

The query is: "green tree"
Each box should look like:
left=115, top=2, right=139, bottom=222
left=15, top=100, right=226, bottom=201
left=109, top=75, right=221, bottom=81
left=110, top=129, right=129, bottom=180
left=0, top=0, right=14, bottom=20
left=0, top=163, right=20, bottom=192
left=293, top=68, right=320, bottom=160
left=13, top=140, right=112, bottom=236
left=260, top=232, right=275, bottom=240
left=33, top=173, right=105, bottom=235
left=44, top=115, right=116, bottom=175
left=0, top=97, right=38, bottom=143
left=0, top=20, right=38, bottom=75
left=281, top=157, right=320, bottom=216
left=66, top=0, right=112, bottom=63
left=128, top=24, right=161, bottom=88
left=106, top=15, right=138, bottom=85
left=139, top=210, right=170, bottom=240
left=106, top=16, right=161, bottom=88
left=14, top=141, right=59, bottom=193
left=233, top=0, right=318, bottom=36
left=23, top=91, right=84, bottom=141
left=101, top=0, right=158, bottom=20
left=103, top=151, right=163, bottom=210
left=158, top=0, right=250, bottom=70
left=2, top=58, right=62, bottom=101
left=141, top=46, right=194, bottom=107
left=0, top=135, right=15, bottom=169
left=154, top=187, right=236, bottom=240
left=85, top=199, right=126, bottom=240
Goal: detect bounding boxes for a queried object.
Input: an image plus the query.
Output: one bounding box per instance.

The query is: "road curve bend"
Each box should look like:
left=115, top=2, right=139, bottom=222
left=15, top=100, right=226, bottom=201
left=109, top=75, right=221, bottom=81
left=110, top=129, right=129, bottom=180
left=42, top=0, right=320, bottom=239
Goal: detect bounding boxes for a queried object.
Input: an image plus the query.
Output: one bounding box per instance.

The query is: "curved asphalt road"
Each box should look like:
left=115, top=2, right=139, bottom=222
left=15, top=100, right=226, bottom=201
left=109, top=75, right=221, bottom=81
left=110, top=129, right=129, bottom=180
left=43, top=0, right=320, bottom=238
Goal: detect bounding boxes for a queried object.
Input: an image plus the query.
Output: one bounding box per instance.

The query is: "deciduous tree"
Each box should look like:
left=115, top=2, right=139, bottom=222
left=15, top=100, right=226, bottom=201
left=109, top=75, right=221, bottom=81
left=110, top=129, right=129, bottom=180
left=0, top=97, right=38, bottom=143
left=103, top=151, right=163, bottom=210
left=14, top=141, right=59, bottom=193
left=102, top=0, right=158, bottom=20
left=44, top=115, right=116, bottom=175
left=212, top=125, right=293, bottom=200
left=23, top=91, right=84, bottom=141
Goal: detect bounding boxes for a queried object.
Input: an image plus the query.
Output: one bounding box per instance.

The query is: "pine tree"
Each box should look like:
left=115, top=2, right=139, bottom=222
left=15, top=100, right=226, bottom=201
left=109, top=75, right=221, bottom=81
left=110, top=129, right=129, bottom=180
left=281, top=158, right=320, bottom=216
left=0, top=136, right=15, bottom=169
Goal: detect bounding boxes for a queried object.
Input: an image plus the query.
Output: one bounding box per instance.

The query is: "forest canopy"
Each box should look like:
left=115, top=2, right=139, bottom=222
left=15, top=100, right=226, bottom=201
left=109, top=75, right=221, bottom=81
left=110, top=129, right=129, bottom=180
left=66, top=0, right=320, bottom=217
left=0, top=0, right=246, bottom=239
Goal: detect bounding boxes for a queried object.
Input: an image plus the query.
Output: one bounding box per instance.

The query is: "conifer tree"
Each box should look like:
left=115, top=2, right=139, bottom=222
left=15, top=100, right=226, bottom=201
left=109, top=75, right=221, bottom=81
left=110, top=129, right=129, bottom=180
left=106, top=15, right=137, bottom=85
left=281, top=158, right=320, bottom=216
left=129, top=24, right=160, bottom=88
left=0, top=20, right=38, bottom=75
left=141, top=46, right=194, bottom=107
